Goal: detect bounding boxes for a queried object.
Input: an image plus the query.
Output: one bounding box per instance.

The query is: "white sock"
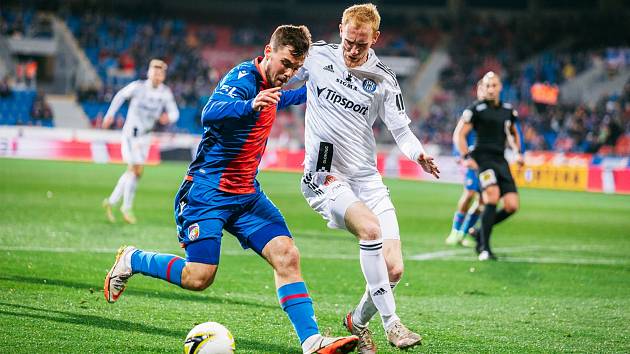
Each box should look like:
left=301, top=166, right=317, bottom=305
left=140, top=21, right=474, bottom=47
left=358, top=239, right=399, bottom=329
left=122, top=173, right=138, bottom=212
left=353, top=281, right=399, bottom=327
left=302, top=334, right=322, bottom=354
left=108, top=171, right=129, bottom=205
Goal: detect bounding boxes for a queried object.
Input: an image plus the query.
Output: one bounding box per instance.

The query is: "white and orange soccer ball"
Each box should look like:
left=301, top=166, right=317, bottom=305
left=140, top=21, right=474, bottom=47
left=184, top=322, right=235, bottom=354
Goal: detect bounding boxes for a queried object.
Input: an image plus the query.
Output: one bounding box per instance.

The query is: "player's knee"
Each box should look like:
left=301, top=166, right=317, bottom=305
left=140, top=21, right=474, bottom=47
left=483, top=188, right=500, bottom=204
left=273, top=244, right=301, bottom=274
left=357, top=221, right=381, bottom=241
left=465, top=190, right=477, bottom=200
left=505, top=203, right=519, bottom=214
left=183, top=268, right=216, bottom=291
left=388, top=264, right=404, bottom=282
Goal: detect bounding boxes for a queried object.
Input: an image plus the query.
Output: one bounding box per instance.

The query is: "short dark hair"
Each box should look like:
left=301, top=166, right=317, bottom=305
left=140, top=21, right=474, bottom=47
left=270, top=25, right=312, bottom=58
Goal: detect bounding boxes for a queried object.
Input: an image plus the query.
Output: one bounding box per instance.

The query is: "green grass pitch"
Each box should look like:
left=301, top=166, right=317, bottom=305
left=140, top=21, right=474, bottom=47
left=0, top=158, right=628, bottom=353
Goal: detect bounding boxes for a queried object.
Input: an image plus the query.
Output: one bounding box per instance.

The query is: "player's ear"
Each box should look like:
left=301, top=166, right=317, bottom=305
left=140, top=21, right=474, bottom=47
left=338, top=23, right=343, bottom=39
left=264, top=44, right=272, bottom=58
left=372, top=31, right=380, bottom=45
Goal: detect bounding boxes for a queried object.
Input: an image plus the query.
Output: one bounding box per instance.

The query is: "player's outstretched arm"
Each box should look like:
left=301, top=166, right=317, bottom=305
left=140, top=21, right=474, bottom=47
left=102, top=81, right=138, bottom=129
left=162, top=90, right=180, bottom=124
left=277, top=85, right=306, bottom=109
left=507, top=122, right=524, bottom=166
left=391, top=125, right=440, bottom=179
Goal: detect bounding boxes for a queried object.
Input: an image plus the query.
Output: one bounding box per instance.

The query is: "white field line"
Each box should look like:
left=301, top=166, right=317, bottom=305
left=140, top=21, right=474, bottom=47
left=0, top=244, right=628, bottom=266
left=409, top=245, right=630, bottom=265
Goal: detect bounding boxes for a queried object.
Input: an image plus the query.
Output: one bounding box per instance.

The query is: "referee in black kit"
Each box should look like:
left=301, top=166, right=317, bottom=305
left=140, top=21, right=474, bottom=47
left=453, top=71, right=524, bottom=261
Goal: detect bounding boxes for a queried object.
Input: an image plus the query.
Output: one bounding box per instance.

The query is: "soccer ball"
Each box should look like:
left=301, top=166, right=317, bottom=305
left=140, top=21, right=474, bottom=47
left=184, top=322, right=235, bottom=354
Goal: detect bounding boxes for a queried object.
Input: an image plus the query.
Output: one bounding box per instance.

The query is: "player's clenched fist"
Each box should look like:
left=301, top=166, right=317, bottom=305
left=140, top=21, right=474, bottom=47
left=252, top=87, right=282, bottom=111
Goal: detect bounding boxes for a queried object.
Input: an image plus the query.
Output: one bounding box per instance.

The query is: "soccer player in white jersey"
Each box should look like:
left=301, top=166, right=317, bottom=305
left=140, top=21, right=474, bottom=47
left=101, top=59, right=179, bottom=224
left=294, top=4, right=439, bottom=352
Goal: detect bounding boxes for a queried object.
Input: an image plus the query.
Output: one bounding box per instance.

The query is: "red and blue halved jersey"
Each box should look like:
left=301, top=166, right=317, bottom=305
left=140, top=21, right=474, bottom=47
left=187, top=57, right=306, bottom=194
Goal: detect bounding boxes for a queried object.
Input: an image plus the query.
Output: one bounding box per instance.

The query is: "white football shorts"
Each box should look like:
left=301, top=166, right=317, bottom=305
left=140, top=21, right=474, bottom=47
left=121, top=134, right=151, bottom=165
left=300, top=172, right=400, bottom=240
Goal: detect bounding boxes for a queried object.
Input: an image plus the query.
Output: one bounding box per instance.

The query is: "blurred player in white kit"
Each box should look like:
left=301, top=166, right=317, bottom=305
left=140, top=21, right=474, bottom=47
left=102, top=59, right=179, bottom=224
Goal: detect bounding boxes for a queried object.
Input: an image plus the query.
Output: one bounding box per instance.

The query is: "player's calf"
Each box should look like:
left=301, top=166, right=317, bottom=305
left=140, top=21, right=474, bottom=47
left=181, top=263, right=217, bottom=291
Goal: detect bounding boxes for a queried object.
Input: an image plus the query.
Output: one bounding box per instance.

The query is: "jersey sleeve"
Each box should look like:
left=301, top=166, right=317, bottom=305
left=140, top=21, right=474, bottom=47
left=379, top=77, right=411, bottom=131
left=104, top=81, right=139, bottom=118
left=293, top=66, right=310, bottom=82
left=278, top=85, right=306, bottom=109
left=164, top=88, right=179, bottom=123
left=461, top=103, right=477, bottom=124
left=201, top=69, right=256, bottom=123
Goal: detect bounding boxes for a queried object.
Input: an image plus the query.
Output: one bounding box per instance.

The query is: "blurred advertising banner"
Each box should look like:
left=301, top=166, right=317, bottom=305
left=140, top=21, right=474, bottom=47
left=2, top=127, right=629, bottom=195
left=510, top=152, right=630, bottom=195
left=0, top=126, right=160, bottom=164
left=510, top=151, right=590, bottom=191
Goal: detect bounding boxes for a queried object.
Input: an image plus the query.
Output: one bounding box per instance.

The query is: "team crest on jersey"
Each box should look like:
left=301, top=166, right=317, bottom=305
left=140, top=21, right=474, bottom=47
left=188, top=223, right=200, bottom=241
left=362, top=78, right=377, bottom=93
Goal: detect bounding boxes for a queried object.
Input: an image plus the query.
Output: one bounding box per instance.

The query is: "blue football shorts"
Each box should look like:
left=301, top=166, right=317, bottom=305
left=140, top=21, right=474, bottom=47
left=464, top=168, right=481, bottom=192
left=174, top=179, right=291, bottom=265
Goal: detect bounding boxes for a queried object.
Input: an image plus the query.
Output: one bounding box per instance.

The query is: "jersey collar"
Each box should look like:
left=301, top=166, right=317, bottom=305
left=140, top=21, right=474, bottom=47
left=253, top=56, right=270, bottom=89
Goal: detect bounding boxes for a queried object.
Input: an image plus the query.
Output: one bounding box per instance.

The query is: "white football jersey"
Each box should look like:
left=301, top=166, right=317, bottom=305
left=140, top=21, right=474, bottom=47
left=105, top=80, right=179, bottom=137
left=297, top=41, right=410, bottom=180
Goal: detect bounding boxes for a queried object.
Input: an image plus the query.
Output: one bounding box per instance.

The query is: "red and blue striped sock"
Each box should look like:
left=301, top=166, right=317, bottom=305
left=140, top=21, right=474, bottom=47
left=453, top=211, right=466, bottom=232
left=462, top=212, right=480, bottom=234
left=277, top=282, right=319, bottom=344
left=130, top=250, right=185, bottom=287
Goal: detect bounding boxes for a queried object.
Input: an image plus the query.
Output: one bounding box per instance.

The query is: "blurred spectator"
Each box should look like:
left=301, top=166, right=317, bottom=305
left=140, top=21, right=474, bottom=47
left=0, top=76, right=12, bottom=98
left=30, top=92, right=53, bottom=122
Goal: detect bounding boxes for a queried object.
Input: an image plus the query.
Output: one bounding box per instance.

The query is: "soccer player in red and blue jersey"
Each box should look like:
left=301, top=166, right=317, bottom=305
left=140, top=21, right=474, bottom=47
left=103, top=25, right=358, bottom=354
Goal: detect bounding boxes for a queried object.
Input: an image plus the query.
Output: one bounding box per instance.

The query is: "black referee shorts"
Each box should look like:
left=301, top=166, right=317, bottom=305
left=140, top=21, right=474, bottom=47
left=473, top=152, right=517, bottom=196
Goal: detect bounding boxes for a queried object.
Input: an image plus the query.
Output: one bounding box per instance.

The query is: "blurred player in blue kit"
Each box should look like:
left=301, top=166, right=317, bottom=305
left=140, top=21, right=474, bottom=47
left=446, top=80, right=485, bottom=247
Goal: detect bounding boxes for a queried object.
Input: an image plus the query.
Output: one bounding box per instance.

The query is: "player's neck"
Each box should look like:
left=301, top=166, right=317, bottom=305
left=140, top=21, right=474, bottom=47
left=344, top=54, right=368, bottom=69
left=258, top=57, right=272, bottom=87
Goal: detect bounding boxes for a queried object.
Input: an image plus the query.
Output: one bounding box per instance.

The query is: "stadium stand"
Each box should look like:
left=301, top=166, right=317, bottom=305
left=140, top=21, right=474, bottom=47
left=1, top=3, right=629, bottom=156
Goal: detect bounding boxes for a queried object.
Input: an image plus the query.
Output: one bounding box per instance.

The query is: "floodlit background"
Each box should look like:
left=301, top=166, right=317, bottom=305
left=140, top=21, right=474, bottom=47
left=0, top=1, right=629, bottom=352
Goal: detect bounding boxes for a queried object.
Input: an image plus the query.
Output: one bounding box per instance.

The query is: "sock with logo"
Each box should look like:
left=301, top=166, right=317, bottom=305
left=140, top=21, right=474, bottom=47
left=359, top=239, right=399, bottom=329
left=352, top=281, right=399, bottom=327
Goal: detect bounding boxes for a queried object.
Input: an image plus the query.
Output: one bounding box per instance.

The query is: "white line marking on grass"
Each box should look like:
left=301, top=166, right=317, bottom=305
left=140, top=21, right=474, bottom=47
left=410, top=249, right=472, bottom=260
left=1, top=244, right=628, bottom=266
left=410, top=245, right=630, bottom=265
